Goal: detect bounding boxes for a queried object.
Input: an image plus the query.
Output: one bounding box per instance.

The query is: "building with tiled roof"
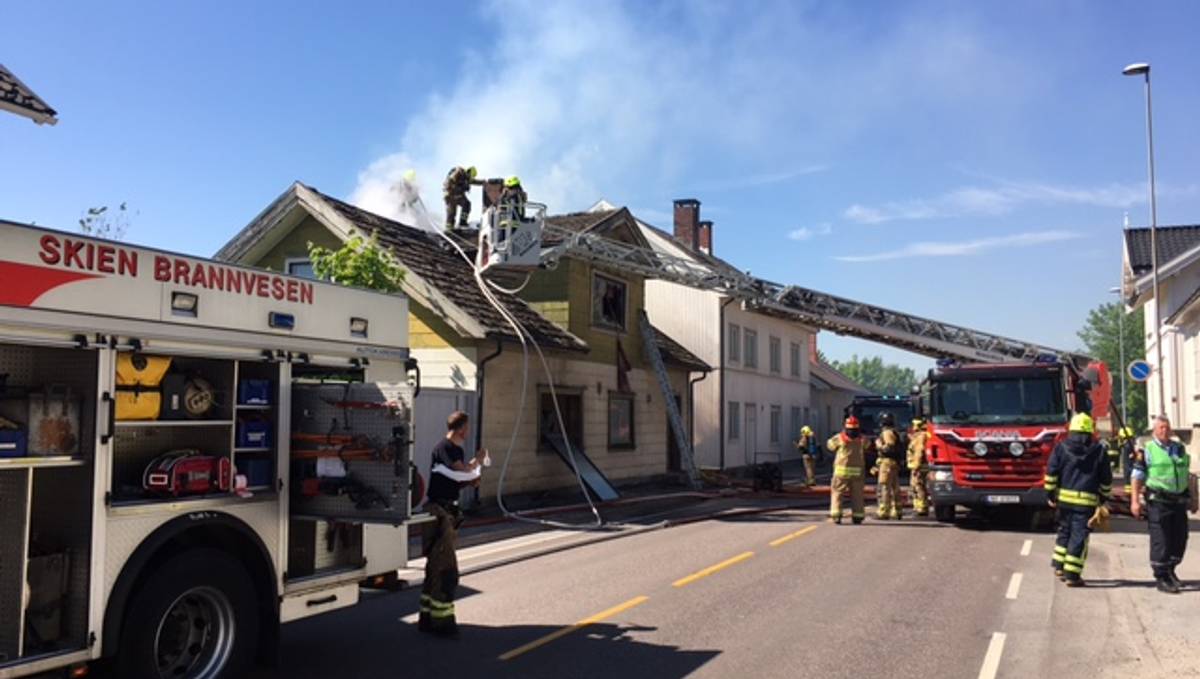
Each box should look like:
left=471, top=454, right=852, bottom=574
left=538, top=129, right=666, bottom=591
left=216, top=182, right=709, bottom=500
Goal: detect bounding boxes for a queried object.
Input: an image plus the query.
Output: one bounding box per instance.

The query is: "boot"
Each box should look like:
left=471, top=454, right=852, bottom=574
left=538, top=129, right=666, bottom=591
left=828, top=516, right=842, bottom=525
left=1168, top=569, right=1184, bottom=589
left=1064, top=576, right=1085, bottom=588
left=1156, top=577, right=1181, bottom=594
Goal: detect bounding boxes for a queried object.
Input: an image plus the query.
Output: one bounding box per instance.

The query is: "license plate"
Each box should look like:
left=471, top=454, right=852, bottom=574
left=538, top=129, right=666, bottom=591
left=986, top=495, right=1020, bottom=504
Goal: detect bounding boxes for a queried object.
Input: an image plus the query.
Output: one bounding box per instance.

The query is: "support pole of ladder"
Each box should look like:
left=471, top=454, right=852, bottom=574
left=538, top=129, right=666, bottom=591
left=638, top=311, right=702, bottom=490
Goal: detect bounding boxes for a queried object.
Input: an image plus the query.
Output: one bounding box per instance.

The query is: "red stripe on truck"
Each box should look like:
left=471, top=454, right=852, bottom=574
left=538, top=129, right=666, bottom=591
left=0, top=260, right=99, bottom=306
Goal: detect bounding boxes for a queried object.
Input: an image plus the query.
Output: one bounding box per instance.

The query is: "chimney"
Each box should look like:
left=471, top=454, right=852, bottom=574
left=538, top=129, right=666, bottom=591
left=809, top=334, right=818, bottom=363
left=673, top=198, right=700, bottom=250
left=697, top=220, right=713, bottom=255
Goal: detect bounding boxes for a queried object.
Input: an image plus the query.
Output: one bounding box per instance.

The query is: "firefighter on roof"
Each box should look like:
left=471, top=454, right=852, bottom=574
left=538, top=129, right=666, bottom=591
left=443, top=165, right=483, bottom=231
left=907, top=418, right=930, bottom=516
left=498, top=175, right=528, bottom=220
left=873, top=412, right=904, bottom=520
left=795, top=425, right=818, bottom=487
left=827, top=416, right=866, bottom=524
left=1044, top=412, right=1112, bottom=587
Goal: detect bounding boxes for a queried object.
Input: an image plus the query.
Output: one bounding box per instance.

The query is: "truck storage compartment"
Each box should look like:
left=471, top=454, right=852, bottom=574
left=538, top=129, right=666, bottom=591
left=289, top=381, right=414, bottom=524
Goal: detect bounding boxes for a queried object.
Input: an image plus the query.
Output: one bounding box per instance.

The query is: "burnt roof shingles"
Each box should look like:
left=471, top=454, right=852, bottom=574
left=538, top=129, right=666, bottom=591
left=310, top=189, right=587, bottom=352
left=1125, top=225, right=1200, bottom=275
left=649, top=323, right=710, bottom=372
left=0, top=64, right=57, bottom=125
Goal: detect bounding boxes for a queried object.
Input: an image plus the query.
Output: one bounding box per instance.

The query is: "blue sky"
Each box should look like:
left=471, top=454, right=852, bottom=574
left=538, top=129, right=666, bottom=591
left=4, top=0, right=1200, bottom=372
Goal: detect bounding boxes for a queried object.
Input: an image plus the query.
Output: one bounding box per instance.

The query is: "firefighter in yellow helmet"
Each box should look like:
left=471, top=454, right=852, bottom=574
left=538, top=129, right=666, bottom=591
left=1117, top=425, right=1136, bottom=484
left=873, top=412, right=904, bottom=520
left=498, top=175, right=528, bottom=220
left=827, top=416, right=866, bottom=524
left=795, top=425, right=818, bottom=487
left=1044, top=412, right=1112, bottom=586
left=907, top=417, right=931, bottom=516
left=443, top=165, right=483, bottom=230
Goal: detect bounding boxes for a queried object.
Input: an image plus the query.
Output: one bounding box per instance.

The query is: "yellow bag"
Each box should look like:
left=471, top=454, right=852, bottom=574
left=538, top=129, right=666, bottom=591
left=115, top=354, right=172, bottom=421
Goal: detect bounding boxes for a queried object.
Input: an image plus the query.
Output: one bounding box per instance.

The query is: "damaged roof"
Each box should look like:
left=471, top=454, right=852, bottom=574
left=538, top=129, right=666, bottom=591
left=311, top=190, right=587, bottom=352
left=649, top=322, right=710, bottom=372
left=0, top=64, right=57, bottom=125
left=1125, top=225, right=1200, bottom=276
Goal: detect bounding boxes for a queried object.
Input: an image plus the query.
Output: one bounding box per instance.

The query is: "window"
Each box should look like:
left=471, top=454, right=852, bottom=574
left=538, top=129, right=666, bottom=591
left=728, top=323, right=741, bottom=362
left=791, top=406, right=802, bottom=440
left=728, top=402, right=741, bottom=440
left=592, top=273, right=628, bottom=331
left=608, top=392, right=636, bottom=448
left=769, top=336, right=781, bottom=374
left=744, top=329, right=758, bottom=369
left=286, top=258, right=316, bottom=279
left=770, top=405, right=782, bottom=444
left=790, top=342, right=801, bottom=377
left=538, top=390, right=583, bottom=454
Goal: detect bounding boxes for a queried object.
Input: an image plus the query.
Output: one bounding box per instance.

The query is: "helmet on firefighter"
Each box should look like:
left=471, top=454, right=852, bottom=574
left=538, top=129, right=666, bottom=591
left=912, top=417, right=925, bottom=429
left=505, top=175, right=521, bottom=188
left=844, top=415, right=860, bottom=430
left=880, top=412, right=895, bottom=427
left=1068, top=412, right=1094, bottom=434
left=467, top=166, right=478, bottom=179
left=1118, top=426, right=1134, bottom=440
left=801, top=425, right=813, bottom=436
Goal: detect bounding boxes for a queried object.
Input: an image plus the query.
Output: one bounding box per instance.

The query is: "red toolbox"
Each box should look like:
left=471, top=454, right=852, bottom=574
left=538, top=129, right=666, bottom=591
left=142, top=449, right=232, bottom=496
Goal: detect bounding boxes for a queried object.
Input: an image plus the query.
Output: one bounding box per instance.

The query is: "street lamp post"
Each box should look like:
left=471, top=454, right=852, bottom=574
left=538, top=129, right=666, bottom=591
left=1123, top=62, right=1165, bottom=419
left=1110, top=286, right=1128, bottom=425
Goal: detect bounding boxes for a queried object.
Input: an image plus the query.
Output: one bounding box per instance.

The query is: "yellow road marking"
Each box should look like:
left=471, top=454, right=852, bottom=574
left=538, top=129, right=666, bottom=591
left=498, top=595, right=650, bottom=661
left=769, top=525, right=817, bottom=547
left=672, top=551, right=755, bottom=588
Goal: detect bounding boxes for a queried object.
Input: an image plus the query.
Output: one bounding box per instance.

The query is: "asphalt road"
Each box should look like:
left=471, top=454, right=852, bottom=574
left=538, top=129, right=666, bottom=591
left=268, top=504, right=1050, bottom=679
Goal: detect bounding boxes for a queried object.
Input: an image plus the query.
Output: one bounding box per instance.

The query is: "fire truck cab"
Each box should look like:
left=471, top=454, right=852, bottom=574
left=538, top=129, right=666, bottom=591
left=918, top=356, right=1110, bottom=523
left=0, top=220, right=420, bottom=678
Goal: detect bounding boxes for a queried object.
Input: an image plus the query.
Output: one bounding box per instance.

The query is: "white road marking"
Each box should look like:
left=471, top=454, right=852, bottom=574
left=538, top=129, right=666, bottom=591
left=1020, top=539, right=1032, bottom=556
left=1005, top=572, right=1023, bottom=600
left=978, top=632, right=1007, bottom=679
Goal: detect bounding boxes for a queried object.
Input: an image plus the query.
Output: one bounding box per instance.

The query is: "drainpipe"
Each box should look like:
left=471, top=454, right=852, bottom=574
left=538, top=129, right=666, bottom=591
left=474, top=337, right=504, bottom=454
left=688, top=369, right=709, bottom=466
left=718, top=296, right=737, bottom=469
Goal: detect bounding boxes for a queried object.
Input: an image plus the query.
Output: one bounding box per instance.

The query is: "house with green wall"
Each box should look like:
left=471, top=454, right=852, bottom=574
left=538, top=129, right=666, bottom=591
left=215, top=182, right=709, bottom=502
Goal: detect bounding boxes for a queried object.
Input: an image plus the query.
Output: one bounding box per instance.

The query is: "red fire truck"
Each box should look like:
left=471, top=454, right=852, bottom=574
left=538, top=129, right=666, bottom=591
left=919, top=356, right=1112, bottom=523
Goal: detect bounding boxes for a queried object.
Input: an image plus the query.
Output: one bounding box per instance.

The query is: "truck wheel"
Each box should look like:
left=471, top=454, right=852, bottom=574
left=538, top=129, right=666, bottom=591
left=934, top=504, right=956, bottom=523
left=117, top=548, right=259, bottom=679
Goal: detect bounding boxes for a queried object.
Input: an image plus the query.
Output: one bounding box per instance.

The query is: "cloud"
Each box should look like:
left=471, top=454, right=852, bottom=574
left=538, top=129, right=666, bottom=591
left=835, top=230, right=1080, bottom=262
left=843, top=180, right=1161, bottom=224
left=788, top=223, right=833, bottom=241
left=348, top=1, right=1040, bottom=224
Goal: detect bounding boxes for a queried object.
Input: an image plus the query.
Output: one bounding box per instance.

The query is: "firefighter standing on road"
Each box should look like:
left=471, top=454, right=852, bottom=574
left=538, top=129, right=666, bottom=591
left=907, top=418, right=931, bottom=517
left=1129, top=415, right=1193, bottom=594
left=1117, top=426, right=1136, bottom=484
left=795, top=425, right=818, bottom=487
left=873, top=413, right=903, bottom=520
left=1044, top=413, right=1112, bottom=587
left=420, top=411, right=485, bottom=636
left=443, top=165, right=483, bottom=231
left=827, top=416, right=866, bottom=524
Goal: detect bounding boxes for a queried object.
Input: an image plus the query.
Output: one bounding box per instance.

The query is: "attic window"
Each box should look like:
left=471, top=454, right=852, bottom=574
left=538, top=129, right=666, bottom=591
left=592, top=273, right=627, bottom=331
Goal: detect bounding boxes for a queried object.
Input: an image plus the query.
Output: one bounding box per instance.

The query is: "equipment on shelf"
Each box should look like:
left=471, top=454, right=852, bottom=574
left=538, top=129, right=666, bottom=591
left=238, top=379, right=272, bottom=405
left=116, top=353, right=171, bottom=420
left=237, top=416, right=272, bottom=448
left=142, top=448, right=232, bottom=497
left=27, top=386, right=80, bottom=456
left=24, top=551, right=68, bottom=649
left=0, top=414, right=27, bottom=457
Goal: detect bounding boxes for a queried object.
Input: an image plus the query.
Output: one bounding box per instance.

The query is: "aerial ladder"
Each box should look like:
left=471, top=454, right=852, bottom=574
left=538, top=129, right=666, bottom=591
left=474, top=203, right=1092, bottom=486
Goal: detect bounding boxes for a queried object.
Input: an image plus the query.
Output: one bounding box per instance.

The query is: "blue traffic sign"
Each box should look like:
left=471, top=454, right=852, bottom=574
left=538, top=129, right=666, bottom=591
left=1128, top=360, right=1153, bottom=383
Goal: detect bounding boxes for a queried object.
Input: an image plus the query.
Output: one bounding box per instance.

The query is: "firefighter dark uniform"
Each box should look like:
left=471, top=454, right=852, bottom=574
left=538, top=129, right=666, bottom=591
left=907, top=419, right=930, bottom=517
left=1044, top=413, right=1112, bottom=586
left=1132, top=429, right=1191, bottom=593
left=498, top=176, right=528, bottom=219
left=874, top=414, right=903, bottom=520
left=443, top=165, right=481, bottom=230
left=795, top=425, right=818, bottom=487
left=827, top=416, right=866, bottom=524
left=420, top=436, right=472, bottom=635
left=1117, top=426, right=1136, bottom=484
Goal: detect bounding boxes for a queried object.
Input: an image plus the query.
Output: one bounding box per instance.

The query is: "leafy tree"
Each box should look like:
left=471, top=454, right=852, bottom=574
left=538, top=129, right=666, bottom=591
left=78, top=202, right=132, bottom=240
left=830, top=355, right=919, bottom=395
left=307, top=230, right=406, bottom=293
left=1077, top=302, right=1147, bottom=433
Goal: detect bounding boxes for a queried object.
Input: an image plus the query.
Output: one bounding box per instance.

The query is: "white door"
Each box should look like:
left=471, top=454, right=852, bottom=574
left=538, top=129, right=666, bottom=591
left=413, top=388, right=475, bottom=505
left=744, top=403, right=758, bottom=466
